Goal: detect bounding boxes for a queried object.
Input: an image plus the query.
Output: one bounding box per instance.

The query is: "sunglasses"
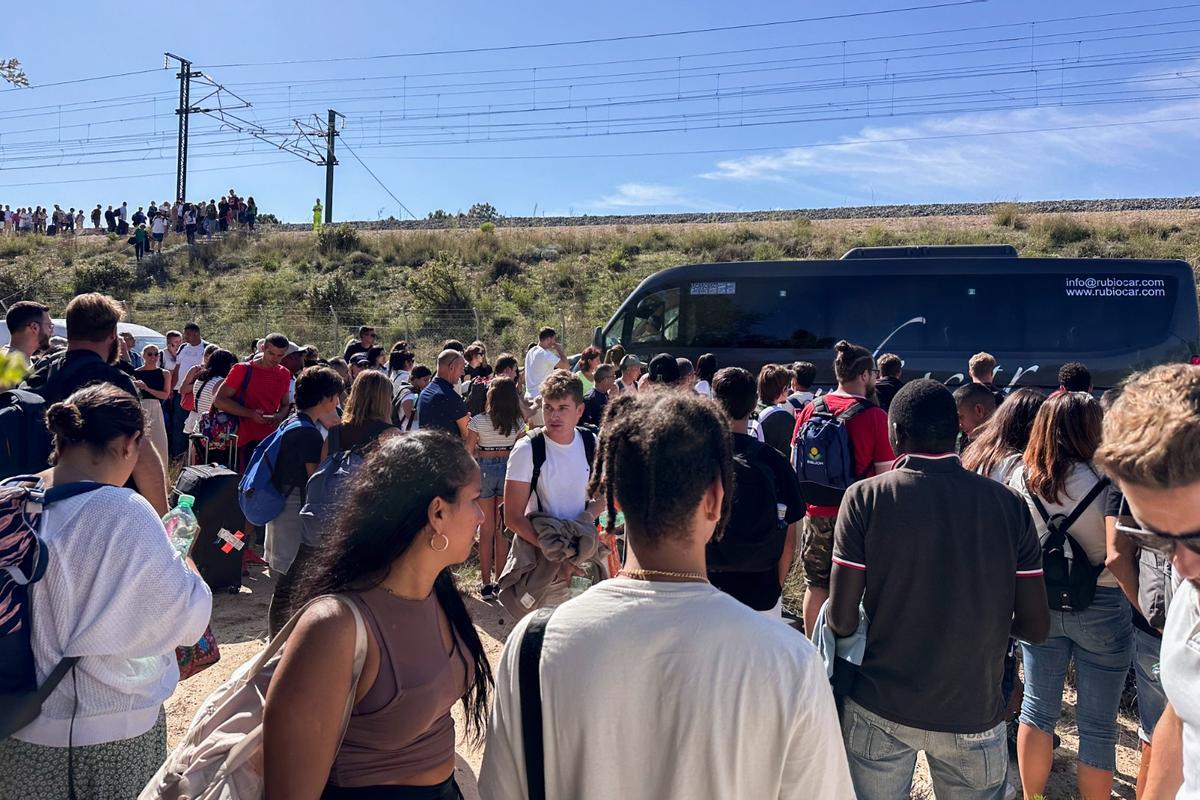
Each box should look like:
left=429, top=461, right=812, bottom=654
left=1115, top=520, right=1200, bottom=557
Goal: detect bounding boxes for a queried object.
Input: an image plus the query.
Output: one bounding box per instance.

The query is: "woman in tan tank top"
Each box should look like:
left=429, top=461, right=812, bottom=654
left=263, top=432, right=493, bottom=800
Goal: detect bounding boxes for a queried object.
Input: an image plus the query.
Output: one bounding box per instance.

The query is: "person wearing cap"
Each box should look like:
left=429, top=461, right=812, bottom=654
left=348, top=352, right=370, bottom=382
left=617, top=354, right=644, bottom=394
left=642, top=352, right=681, bottom=392
left=213, top=332, right=295, bottom=469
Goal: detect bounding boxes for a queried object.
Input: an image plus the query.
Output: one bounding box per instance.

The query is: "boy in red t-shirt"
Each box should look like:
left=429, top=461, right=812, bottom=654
left=213, top=333, right=294, bottom=468
left=792, top=340, right=895, bottom=636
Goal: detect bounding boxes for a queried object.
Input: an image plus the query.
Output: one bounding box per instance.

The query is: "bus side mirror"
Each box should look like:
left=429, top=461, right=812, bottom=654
left=593, top=326, right=603, bottom=347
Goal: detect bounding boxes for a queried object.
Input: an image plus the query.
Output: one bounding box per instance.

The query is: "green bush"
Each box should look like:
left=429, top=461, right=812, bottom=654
left=1039, top=215, right=1092, bottom=247
left=406, top=256, right=472, bottom=310
left=991, top=203, right=1027, bottom=230
left=73, top=258, right=135, bottom=296
left=490, top=256, right=523, bottom=281
left=317, top=223, right=361, bottom=253
left=307, top=274, right=359, bottom=313
left=479, top=222, right=496, bottom=233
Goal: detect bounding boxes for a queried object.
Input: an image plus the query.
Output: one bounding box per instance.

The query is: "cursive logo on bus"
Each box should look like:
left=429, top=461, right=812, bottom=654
left=925, top=365, right=1041, bottom=387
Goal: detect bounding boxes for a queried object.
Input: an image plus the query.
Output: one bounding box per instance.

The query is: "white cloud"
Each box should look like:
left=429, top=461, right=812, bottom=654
left=698, top=99, right=1200, bottom=198
left=591, top=182, right=697, bottom=209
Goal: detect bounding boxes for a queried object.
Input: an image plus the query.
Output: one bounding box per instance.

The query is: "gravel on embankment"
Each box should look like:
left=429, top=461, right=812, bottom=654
left=274, top=196, right=1200, bottom=231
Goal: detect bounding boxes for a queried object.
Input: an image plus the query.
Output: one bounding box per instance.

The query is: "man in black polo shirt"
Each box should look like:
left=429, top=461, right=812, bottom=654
left=828, top=379, right=1049, bottom=800
left=21, top=292, right=168, bottom=514
left=416, top=348, right=469, bottom=439
left=580, top=364, right=615, bottom=428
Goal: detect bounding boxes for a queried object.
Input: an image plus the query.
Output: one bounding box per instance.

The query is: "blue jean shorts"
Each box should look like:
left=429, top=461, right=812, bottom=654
left=1018, top=586, right=1133, bottom=771
left=478, top=455, right=509, bottom=499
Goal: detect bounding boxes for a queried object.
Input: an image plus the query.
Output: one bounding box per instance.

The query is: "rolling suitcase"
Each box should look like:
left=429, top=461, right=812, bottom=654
left=171, top=464, right=246, bottom=593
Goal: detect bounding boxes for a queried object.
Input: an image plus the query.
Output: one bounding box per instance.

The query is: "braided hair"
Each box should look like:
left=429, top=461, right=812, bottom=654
left=588, top=392, right=734, bottom=546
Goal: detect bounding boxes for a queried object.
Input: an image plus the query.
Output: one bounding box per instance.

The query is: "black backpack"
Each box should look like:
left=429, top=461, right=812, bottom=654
left=1027, top=476, right=1109, bottom=612
left=708, top=437, right=785, bottom=573
left=0, top=354, right=94, bottom=481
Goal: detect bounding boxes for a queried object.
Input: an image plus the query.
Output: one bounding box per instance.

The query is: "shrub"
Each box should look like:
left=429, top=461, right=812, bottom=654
left=467, top=202, right=500, bottom=222
left=307, top=273, right=359, bottom=312
left=317, top=223, right=361, bottom=253
left=490, top=256, right=523, bottom=281
left=73, top=257, right=135, bottom=296
left=406, top=256, right=472, bottom=310
left=479, top=222, right=496, bottom=233
left=1039, top=215, right=1092, bottom=247
left=991, top=203, right=1027, bottom=230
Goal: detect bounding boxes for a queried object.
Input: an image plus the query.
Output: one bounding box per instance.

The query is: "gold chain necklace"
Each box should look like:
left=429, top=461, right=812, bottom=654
left=619, top=568, right=709, bottom=583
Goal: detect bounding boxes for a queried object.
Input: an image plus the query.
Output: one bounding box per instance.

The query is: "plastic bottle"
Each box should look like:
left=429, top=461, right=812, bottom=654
left=163, top=494, right=200, bottom=558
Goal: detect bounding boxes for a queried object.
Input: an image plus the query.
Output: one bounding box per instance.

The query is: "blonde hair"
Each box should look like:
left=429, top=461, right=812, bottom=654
left=969, top=352, right=997, bottom=379
left=343, top=370, right=394, bottom=427
left=1095, top=364, right=1200, bottom=489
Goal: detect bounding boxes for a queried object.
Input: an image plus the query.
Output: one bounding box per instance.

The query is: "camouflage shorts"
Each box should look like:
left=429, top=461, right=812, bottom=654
left=801, top=515, right=837, bottom=590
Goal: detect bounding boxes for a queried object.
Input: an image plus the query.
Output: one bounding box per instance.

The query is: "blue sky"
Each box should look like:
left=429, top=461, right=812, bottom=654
left=2, top=0, right=1199, bottom=222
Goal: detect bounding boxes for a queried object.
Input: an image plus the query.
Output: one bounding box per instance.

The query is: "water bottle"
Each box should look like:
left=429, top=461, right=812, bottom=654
left=163, top=494, right=200, bottom=558
left=776, top=503, right=788, bottom=532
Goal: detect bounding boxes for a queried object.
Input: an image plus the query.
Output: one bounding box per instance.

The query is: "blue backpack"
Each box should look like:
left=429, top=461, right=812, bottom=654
left=298, top=428, right=365, bottom=546
left=237, top=416, right=318, bottom=526
left=792, top=396, right=870, bottom=507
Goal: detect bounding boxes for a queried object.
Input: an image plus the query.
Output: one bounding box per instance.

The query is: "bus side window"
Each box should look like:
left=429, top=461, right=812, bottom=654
left=631, top=288, right=680, bottom=345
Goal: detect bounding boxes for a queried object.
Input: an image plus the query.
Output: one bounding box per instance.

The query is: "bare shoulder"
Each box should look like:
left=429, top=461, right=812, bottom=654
left=287, top=595, right=361, bottom=654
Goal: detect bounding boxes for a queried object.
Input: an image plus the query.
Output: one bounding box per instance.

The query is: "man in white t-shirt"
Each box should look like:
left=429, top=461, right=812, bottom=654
left=1094, top=364, right=1200, bottom=799
left=167, top=323, right=209, bottom=457
left=523, top=326, right=568, bottom=403
left=480, top=390, right=854, bottom=800
left=504, top=369, right=601, bottom=607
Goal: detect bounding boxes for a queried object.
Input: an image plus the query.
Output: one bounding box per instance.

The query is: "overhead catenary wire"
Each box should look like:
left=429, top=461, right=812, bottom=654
left=338, top=139, right=415, bottom=219
left=192, top=1, right=988, bottom=68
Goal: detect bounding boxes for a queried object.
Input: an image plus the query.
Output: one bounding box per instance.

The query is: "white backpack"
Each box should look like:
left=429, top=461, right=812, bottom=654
left=140, top=595, right=367, bottom=800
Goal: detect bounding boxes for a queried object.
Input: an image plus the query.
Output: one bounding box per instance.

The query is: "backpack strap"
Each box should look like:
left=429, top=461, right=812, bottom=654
left=233, top=363, right=254, bottom=406
left=836, top=399, right=869, bottom=423
left=1026, top=475, right=1109, bottom=559
left=519, top=607, right=554, bottom=800
left=529, top=431, right=548, bottom=502
left=578, top=427, right=597, bottom=468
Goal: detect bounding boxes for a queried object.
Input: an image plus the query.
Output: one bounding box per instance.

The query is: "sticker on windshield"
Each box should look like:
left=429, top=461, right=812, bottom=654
left=690, top=281, right=736, bottom=296
left=1064, top=277, right=1166, bottom=298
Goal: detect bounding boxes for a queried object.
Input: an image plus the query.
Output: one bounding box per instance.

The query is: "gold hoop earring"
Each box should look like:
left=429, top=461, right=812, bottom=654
left=430, top=533, right=450, bottom=552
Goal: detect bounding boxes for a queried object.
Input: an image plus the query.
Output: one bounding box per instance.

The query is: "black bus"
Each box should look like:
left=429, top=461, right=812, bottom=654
left=592, top=245, right=1199, bottom=391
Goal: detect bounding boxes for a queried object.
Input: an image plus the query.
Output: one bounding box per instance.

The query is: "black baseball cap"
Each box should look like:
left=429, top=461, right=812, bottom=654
left=648, top=353, right=681, bottom=384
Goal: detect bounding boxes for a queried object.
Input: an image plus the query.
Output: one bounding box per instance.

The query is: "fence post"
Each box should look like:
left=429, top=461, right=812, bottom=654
left=473, top=307, right=480, bottom=341
left=560, top=308, right=567, bottom=350
left=402, top=308, right=412, bottom=344
left=330, top=305, right=339, bottom=359
left=259, top=305, right=267, bottom=340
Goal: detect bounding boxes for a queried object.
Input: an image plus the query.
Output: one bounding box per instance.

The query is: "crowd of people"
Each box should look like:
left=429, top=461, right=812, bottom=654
left=1, top=294, right=1198, bottom=800
left=0, top=191, right=260, bottom=255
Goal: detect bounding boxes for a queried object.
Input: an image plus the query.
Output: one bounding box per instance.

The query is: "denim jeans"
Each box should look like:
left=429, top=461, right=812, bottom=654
left=1133, top=625, right=1167, bottom=744
left=478, top=455, right=509, bottom=500
left=1019, top=585, right=1133, bottom=771
left=842, top=698, right=1008, bottom=800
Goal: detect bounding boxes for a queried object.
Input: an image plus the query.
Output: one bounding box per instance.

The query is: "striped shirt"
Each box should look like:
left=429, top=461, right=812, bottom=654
left=468, top=414, right=525, bottom=453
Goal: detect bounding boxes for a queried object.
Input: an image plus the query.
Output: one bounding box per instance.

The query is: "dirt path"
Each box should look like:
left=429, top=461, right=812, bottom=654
left=168, top=571, right=1142, bottom=800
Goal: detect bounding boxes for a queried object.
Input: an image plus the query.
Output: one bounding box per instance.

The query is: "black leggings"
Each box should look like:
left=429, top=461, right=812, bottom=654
left=268, top=543, right=316, bottom=637
left=322, top=777, right=463, bottom=800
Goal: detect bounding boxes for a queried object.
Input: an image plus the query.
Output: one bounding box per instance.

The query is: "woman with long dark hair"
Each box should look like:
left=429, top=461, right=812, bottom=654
left=465, top=376, right=526, bottom=600
left=264, top=432, right=492, bottom=800
left=961, top=387, right=1046, bottom=482
left=1009, top=392, right=1132, bottom=800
